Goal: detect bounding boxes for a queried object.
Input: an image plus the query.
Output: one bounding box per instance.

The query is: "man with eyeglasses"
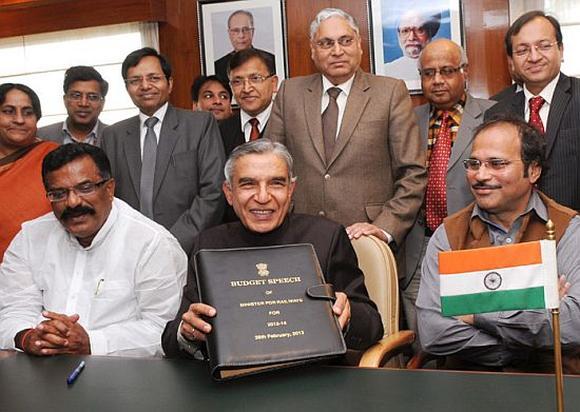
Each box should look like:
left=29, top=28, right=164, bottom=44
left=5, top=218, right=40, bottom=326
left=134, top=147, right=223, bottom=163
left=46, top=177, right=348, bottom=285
left=214, top=10, right=276, bottom=83
left=485, top=10, right=580, bottom=212
left=384, top=8, right=441, bottom=88
left=416, top=114, right=580, bottom=373
left=0, top=143, right=187, bottom=357
left=191, top=75, right=233, bottom=121
left=102, top=47, right=225, bottom=254
left=38, top=66, right=108, bottom=147
left=266, top=8, right=426, bottom=261
left=403, top=39, right=495, bottom=351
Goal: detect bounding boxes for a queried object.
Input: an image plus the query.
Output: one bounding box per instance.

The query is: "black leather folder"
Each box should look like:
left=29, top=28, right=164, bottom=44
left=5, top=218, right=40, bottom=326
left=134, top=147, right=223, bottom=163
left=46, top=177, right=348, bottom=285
left=194, top=243, right=347, bottom=380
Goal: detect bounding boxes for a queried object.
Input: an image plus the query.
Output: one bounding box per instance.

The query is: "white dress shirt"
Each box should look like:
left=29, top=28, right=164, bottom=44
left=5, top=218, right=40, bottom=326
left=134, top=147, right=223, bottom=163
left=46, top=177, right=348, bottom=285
left=0, top=198, right=187, bottom=357
left=240, top=102, right=274, bottom=142
left=523, top=72, right=560, bottom=128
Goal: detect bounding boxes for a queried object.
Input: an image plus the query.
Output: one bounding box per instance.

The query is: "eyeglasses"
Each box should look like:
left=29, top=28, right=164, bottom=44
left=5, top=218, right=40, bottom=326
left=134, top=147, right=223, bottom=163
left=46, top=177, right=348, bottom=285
left=66, top=91, right=103, bottom=103
left=314, top=36, right=355, bottom=50
left=46, top=179, right=110, bottom=202
left=419, top=65, right=465, bottom=79
left=463, top=158, right=523, bottom=172
left=399, top=26, right=427, bottom=38
left=124, top=74, right=166, bottom=87
left=229, top=27, right=254, bottom=35
left=513, top=41, right=559, bottom=58
left=229, top=74, right=273, bottom=88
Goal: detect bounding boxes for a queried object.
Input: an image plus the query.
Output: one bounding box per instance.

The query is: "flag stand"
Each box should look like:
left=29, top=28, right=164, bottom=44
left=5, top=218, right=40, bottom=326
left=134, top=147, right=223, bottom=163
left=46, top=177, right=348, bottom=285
left=546, top=219, right=564, bottom=412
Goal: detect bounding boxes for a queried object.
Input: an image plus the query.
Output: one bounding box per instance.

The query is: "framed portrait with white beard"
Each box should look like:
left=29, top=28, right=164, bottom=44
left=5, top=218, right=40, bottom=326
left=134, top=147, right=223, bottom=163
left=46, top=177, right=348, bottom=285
left=368, top=0, right=462, bottom=93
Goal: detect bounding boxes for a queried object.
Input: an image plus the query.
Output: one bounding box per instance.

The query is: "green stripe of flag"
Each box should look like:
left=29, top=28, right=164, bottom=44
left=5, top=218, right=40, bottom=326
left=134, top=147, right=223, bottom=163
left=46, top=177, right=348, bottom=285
left=441, top=287, right=546, bottom=317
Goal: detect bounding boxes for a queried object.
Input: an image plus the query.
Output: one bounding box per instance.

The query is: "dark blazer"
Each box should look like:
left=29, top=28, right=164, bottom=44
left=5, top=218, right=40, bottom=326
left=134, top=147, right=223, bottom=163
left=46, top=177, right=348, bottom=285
left=490, top=83, right=520, bottom=102
left=161, top=213, right=384, bottom=358
left=101, top=105, right=226, bottom=253
left=214, top=47, right=276, bottom=82
left=265, top=69, right=427, bottom=247
left=37, top=119, right=108, bottom=146
left=485, top=73, right=580, bottom=211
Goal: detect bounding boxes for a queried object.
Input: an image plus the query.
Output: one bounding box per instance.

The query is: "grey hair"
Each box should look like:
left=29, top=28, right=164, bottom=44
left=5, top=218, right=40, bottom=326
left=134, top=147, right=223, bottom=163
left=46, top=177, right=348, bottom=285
left=228, top=10, right=254, bottom=28
left=309, top=8, right=360, bottom=40
left=418, top=39, right=469, bottom=69
left=224, top=139, right=296, bottom=185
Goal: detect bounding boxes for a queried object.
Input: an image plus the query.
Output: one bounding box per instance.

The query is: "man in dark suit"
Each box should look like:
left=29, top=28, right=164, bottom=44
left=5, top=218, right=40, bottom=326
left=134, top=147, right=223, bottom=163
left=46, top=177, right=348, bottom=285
left=162, top=139, right=383, bottom=359
left=403, top=39, right=495, bottom=347
left=485, top=10, right=580, bottom=211
left=214, top=10, right=276, bottom=83
left=101, top=48, right=225, bottom=253
left=265, top=8, right=426, bottom=251
left=219, top=48, right=278, bottom=157
left=38, top=66, right=108, bottom=146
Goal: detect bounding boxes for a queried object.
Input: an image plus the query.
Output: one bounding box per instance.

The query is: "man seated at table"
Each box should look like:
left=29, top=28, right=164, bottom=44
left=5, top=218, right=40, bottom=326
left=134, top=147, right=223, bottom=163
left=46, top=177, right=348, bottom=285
left=162, top=139, right=383, bottom=359
left=0, top=143, right=187, bottom=357
left=416, top=114, right=580, bottom=372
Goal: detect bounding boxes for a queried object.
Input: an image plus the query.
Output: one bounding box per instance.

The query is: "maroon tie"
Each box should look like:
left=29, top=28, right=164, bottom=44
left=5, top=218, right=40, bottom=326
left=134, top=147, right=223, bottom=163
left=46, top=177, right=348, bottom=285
left=528, top=96, right=545, bottom=134
left=425, top=112, right=452, bottom=232
left=249, top=118, right=260, bottom=141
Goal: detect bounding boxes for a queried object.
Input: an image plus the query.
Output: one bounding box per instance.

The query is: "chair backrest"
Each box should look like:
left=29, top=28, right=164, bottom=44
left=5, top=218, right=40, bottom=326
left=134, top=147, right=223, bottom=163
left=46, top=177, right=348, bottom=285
left=350, top=235, right=399, bottom=337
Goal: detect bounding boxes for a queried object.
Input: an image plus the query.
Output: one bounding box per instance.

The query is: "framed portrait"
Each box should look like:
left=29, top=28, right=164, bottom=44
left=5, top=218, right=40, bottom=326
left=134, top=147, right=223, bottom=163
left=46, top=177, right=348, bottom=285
left=369, top=0, right=462, bottom=93
left=197, top=0, right=287, bottom=84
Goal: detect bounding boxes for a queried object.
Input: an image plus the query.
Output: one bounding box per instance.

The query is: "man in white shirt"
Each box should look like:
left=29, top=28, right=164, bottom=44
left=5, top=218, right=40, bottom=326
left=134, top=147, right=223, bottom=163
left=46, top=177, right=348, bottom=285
left=0, top=143, right=187, bottom=357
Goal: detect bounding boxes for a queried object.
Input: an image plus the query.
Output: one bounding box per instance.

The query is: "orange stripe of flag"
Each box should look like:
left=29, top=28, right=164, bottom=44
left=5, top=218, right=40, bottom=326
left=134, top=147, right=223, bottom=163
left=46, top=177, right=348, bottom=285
left=439, top=241, right=542, bottom=275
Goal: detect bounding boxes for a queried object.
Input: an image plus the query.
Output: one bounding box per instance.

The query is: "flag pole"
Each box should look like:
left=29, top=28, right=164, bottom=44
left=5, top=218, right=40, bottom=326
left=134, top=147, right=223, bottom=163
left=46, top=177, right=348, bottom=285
left=546, top=219, right=564, bottom=412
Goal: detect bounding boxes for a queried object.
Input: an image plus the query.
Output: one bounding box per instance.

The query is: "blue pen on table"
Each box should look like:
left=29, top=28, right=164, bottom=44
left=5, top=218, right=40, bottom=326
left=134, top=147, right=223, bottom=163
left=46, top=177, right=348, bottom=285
left=66, top=360, right=86, bottom=385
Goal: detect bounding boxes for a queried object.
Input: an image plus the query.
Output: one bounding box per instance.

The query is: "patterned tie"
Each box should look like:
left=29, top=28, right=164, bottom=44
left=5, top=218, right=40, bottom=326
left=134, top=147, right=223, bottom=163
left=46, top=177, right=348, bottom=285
left=528, top=96, right=545, bottom=134
left=322, top=87, right=341, bottom=163
left=425, top=111, right=452, bottom=232
left=249, top=118, right=260, bottom=141
left=140, top=117, right=158, bottom=219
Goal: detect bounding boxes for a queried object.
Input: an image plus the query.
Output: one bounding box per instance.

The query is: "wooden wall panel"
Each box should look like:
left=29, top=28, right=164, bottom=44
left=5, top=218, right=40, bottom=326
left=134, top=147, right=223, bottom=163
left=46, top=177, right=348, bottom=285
left=0, top=0, right=512, bottom=108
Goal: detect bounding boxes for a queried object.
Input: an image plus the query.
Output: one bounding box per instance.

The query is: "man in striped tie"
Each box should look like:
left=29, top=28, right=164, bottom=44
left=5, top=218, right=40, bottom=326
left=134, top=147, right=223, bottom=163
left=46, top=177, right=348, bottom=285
left=416, top=114, right=580, bottom=373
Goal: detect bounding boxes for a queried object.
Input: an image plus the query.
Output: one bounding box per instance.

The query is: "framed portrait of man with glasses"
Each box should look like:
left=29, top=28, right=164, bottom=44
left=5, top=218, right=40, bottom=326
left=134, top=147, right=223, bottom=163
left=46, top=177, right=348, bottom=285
left=368, top=0, right=462, bottom=93
left=198, top=0, right=288, bottom=94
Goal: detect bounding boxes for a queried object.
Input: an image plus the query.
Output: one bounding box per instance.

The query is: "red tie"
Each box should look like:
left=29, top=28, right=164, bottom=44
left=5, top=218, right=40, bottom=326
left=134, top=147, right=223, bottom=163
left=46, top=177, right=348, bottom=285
left=249, top=118, right=260, bottom=141
left=528, top=96, right=545, bottom=134
left=425, top=112, right=452, bottom=232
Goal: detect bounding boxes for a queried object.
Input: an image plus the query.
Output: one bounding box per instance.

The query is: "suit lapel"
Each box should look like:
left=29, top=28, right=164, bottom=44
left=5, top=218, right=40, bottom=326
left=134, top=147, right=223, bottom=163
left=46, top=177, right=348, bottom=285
left=449, top=95, right=482, bottom=170
left=153, top=105, right=180, bottom=199
left=121, top=116, right=142, bottom=199
left=545, top=74, right=571, bottom=158
left=304, top=75, right=326, bottom=165
left=330, top=70, right=370, bottom=167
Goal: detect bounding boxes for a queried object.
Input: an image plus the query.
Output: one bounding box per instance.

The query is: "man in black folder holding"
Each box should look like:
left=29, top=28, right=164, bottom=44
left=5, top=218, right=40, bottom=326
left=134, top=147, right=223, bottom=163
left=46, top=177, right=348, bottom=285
left=162, top=139, right=383, bottom=359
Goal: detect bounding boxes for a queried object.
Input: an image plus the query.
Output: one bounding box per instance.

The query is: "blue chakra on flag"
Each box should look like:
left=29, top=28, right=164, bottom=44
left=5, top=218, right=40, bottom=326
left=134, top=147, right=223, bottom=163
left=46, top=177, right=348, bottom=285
left=484, top=271, right=502, bottom=290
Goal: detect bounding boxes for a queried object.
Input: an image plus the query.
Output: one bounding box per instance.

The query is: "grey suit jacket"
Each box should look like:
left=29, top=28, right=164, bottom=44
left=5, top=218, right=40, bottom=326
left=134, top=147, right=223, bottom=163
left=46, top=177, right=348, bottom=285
left=101, top=105, right=225, bottom=253
left=403, top=94, right=496, bottom=287
left=485, top=73, right=580, bottom=211
left=265, top=69, right=427, bottom=248
left=37, top=119, right=108, bottom=146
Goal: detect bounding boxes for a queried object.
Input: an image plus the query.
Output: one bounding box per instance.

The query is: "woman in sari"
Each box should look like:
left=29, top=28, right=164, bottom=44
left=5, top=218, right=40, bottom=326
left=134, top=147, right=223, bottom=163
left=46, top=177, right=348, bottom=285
left=0, top=83, right=58, bottom=261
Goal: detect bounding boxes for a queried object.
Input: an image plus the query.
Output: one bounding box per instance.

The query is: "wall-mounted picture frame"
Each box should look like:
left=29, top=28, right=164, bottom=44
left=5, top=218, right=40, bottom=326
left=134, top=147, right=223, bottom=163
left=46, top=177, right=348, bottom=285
left=197, top=0, right=287, bottom=85
left=368, top=0, right=462, bottom=93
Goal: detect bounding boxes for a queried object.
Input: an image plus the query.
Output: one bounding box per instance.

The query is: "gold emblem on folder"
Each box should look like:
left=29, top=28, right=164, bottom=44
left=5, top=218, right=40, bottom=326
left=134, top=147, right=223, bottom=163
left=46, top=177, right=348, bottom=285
left=256, top=263, right=269, bottom=277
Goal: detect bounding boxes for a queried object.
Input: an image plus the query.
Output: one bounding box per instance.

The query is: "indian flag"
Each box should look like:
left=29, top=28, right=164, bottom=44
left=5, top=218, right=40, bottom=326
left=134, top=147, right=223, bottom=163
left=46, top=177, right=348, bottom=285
left=439, top=240, right=559, bottom=317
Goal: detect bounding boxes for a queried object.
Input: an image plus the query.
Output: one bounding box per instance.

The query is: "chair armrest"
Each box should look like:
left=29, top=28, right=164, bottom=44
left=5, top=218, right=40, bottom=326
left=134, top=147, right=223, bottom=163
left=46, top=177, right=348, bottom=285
left=358, top=330, right=415, bottom=368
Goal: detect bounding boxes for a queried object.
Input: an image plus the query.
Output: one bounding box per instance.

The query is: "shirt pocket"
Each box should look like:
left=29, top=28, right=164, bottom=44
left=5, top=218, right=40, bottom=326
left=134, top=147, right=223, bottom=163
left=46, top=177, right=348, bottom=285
left=89, top=280, right=137, bottom=328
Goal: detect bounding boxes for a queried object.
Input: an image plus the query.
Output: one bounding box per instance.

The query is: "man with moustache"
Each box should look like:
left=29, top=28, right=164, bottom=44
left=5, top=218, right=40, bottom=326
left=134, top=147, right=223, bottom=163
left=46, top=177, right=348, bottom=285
left=0, top=143, right=187, bottom=357
left=38, top=66, right=108, bottom=146
left=485, top=10, right=580, bottom=211
left=403, top=39, right=495, bottom=348
left=416, top=115, right=580, bottom=372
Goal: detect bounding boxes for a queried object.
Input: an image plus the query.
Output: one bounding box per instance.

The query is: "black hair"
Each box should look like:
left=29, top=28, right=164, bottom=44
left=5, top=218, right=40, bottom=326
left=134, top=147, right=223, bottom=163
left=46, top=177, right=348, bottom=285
left=63, top=66, right=109, bottom=97
left=227, top=48, right=276, bottom=77
left=0, top=83, right=42, bottom=119
left=122, top=47, right=172, bottom=80
left=191, top=75, right=232, bottom=102
left=505, top=10, right=562, bottom=56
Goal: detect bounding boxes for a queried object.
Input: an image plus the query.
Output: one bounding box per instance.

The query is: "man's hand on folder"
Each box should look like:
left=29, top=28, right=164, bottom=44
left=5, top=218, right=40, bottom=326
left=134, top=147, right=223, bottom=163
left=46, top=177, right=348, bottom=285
left=332, top=292, right=351, bottom=331
left=180, top=303, right=216, bottom=342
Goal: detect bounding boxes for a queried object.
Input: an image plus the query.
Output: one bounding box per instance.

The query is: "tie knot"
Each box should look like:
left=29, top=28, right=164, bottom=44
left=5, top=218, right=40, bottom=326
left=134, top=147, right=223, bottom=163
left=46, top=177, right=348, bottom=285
left=249, top=118, right=259, bottom=127
left=145, top=117, right=158, bottom=129
left=327, top=87, right=341, bottom=100
left=529, top=96, right=545, bottom=112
